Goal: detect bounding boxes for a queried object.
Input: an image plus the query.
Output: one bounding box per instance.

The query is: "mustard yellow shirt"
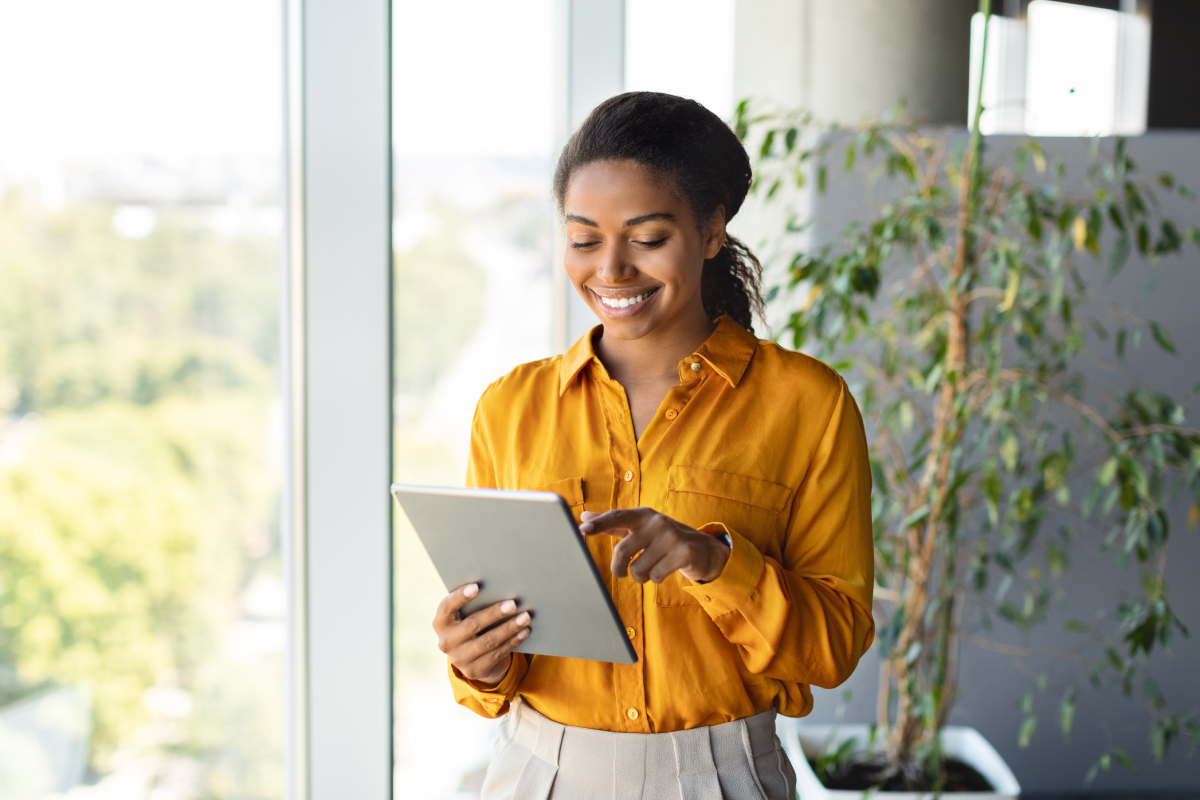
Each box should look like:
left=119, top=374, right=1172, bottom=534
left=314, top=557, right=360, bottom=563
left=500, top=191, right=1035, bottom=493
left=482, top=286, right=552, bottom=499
left=450, top=315, right=875, bottom=732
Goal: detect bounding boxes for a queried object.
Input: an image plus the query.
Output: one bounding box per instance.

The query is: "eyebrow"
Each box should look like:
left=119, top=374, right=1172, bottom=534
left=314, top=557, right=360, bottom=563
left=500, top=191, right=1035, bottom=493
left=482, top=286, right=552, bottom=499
left=565, top=212, right=677, bottom=229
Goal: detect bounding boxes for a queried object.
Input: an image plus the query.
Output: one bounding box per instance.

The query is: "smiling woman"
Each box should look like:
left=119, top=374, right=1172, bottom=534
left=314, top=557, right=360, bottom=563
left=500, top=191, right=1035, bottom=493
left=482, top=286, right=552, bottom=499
left=430, top=92, right=876, bottom=800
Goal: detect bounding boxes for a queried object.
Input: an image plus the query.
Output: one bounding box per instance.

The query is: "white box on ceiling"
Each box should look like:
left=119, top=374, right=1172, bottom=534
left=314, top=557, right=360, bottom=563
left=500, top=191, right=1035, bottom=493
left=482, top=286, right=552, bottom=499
left=1023, top=0, right=1149, bottom=136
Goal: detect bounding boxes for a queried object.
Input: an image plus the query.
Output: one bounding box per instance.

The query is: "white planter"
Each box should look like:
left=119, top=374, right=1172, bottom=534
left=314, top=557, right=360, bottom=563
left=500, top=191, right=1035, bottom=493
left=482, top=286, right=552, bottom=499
left=774, top=721, right=1021, bottom=800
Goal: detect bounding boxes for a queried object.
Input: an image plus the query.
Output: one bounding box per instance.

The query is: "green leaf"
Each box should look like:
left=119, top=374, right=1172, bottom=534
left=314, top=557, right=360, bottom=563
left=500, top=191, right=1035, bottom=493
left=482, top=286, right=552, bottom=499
left=759, top=129, right=776, bottom=159
left=1060, top=688, right=1076, bottom=738
left=1150, top=322, right=1177, bottom=355
left=1018, top=715, right=1038, bottom=748
left=902, top=505, right=930, bottom=531
left=1111, top=748, right=1139, bottom=774
left=1098, top=458, right=1119, bottom=487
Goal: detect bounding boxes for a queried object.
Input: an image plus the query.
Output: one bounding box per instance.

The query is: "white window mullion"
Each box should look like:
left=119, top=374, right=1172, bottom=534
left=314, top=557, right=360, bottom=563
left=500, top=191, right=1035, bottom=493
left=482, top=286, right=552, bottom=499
left=283, top=0, right=393, bottom=797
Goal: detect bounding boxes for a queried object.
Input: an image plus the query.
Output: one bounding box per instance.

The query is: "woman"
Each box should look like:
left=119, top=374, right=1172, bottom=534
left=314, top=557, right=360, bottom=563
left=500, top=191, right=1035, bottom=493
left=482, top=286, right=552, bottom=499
left=431, top=92, right=875, bottom=799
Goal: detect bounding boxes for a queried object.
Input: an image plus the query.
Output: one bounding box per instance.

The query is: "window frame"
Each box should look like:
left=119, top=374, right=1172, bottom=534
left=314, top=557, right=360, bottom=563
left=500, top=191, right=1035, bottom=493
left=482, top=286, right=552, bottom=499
left=283, top=1, right=624, bottom=797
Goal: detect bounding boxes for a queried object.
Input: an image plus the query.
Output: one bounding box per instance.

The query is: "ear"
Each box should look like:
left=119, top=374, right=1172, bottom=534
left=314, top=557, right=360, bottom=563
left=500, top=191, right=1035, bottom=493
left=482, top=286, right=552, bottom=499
left=702, top=205, right=727, bottom=260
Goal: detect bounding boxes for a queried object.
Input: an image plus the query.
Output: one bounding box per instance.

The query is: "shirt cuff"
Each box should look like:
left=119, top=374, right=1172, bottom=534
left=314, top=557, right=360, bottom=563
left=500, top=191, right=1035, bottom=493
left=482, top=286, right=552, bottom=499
left=449, top=655, right=522, bottom=713
left=683, top=522, right=765, bottom=617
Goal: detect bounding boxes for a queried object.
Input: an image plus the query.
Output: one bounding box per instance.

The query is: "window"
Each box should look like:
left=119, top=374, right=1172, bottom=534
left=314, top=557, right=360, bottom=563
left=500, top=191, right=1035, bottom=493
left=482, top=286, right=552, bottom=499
left=0, top=1, right=284, bottom=797
left=391, top=1, right=556, bottom=795
left=969, top=0, right=1151, bottom=135
left=624, top=0, right=736, bottom=120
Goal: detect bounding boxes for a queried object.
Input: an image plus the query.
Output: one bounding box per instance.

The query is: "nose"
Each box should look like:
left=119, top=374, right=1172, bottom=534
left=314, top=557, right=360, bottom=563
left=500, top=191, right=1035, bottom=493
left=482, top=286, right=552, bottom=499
left=595, top=240, right=636, bottom=284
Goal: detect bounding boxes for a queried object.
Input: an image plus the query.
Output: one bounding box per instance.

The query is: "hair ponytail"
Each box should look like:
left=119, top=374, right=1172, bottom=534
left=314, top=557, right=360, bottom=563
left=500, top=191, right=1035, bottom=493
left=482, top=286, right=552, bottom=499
left=702, top=235, right=763, bottom=333
left=553, top=91, right=766, bottom=335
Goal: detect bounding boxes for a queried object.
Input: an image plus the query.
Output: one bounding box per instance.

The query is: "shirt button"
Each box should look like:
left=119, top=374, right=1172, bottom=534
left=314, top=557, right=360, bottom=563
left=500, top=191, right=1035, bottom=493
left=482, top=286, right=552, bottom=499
left=624, top=470, right=633, bottom=482
left=626, top=708, right=640, bottom=721
left=665, top=409, right=678, bottom=420
left=691, top=362, right=701, bottom=372
left=625, top=626, right=635, bottom=639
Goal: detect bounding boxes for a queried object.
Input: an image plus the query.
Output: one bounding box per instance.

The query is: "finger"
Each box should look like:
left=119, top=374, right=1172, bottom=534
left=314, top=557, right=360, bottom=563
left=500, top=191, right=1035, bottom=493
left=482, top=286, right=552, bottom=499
left=460, top=626, right=530, bottom=681
left=434, top=583, right=479, bottom=628
left=453, top=611, right=532, bottom=664
left=647, top=547, right=691, bottom=584
left=610, top=526, right=658, bottom=578
left=579, top=506, right=654, bottom=536
left=438, top=598, right=518, bottom=653
left=628, top=535, right=678, bottom=583
left=580, top=510, right=598, bottom=522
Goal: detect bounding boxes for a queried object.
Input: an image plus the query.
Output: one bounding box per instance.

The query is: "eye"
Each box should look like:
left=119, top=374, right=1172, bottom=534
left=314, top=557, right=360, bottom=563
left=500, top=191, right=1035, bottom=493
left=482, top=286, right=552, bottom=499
left=570, top=240, right=599, bottom=249
left=634, top=238, right=667, bottom=248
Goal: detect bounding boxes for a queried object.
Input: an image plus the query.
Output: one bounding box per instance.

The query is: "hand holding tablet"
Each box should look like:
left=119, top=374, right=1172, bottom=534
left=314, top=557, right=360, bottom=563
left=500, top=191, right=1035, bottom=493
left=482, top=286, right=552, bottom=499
left=392, top=484, right=637, bottom=668
left=432, top=581, right=531, bottom=686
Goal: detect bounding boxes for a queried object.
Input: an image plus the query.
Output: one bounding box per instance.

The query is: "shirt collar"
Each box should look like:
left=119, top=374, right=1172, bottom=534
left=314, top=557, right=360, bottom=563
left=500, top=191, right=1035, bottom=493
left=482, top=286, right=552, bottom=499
left=558, top=315, right=759, bottom=396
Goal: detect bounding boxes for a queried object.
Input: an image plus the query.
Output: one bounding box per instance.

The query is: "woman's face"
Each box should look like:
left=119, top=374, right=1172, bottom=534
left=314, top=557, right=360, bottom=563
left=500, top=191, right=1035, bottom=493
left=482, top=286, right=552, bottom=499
left=563, top=159, right=724, bottom=342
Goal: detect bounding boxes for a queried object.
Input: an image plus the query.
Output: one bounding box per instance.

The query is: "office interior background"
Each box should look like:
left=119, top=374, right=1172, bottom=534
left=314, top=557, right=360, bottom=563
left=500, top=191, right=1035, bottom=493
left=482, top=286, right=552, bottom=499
left=0, top=0, right=1197, bottom=798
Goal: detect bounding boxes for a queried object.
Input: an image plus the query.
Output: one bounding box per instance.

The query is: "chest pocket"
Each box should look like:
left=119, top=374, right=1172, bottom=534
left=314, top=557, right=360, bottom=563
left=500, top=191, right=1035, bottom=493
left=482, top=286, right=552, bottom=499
left=656, top=465, right=792, bottom=608
left=535, top=477, right=585, bottom=523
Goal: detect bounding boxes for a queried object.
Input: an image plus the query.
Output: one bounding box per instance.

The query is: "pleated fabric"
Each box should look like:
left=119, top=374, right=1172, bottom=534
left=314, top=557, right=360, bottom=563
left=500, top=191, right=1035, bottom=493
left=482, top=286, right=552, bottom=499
left=479, top=699, right=796, bottom=800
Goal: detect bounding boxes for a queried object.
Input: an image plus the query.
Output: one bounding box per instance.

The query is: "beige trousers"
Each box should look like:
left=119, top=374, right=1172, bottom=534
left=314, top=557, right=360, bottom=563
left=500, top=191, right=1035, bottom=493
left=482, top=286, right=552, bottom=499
left=480, top=699, right=797, bottom=800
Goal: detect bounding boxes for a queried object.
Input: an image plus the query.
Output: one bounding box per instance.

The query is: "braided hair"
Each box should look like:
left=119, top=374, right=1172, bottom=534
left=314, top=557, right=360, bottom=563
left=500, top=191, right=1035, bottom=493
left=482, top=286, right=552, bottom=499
left=553, top=92, right=765, bottom=334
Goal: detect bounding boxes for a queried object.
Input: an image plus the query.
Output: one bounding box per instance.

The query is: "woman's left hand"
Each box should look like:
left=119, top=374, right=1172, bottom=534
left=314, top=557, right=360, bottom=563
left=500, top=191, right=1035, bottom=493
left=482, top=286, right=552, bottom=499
left=579, top=508, right=730, bottom=584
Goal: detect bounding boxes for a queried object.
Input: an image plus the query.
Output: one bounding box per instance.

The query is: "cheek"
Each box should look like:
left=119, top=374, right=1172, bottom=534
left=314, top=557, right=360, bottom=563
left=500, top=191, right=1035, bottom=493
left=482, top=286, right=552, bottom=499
left=563, top=248, right=590, bottom=287
left=650, top=244, right=704, bottom=292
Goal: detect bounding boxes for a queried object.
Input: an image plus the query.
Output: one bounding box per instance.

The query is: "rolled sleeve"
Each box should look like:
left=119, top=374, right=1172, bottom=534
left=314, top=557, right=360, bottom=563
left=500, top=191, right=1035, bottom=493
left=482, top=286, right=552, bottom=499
left=449, top=654, right=529, bottom=718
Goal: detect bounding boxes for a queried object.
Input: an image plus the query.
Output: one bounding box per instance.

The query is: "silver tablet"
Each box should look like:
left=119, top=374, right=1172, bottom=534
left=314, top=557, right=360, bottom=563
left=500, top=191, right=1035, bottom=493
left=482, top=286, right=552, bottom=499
left=391, top=484, right=637, bottom=664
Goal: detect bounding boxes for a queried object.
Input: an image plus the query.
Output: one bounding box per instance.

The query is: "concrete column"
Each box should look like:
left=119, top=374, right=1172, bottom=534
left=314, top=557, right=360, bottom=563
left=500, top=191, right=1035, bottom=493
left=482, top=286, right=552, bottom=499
left=735, top=0, right=976, bottom=124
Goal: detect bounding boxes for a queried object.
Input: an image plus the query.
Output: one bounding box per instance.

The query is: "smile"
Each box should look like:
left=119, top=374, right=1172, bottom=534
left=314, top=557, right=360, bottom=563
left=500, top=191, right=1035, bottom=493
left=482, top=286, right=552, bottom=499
left=596, top=288, right=658, bottom=309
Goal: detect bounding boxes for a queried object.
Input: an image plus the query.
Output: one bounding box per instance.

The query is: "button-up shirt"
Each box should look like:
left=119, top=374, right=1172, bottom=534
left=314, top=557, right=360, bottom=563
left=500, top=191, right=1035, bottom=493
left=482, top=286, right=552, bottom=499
left=450, top=315, right=875, bottom=732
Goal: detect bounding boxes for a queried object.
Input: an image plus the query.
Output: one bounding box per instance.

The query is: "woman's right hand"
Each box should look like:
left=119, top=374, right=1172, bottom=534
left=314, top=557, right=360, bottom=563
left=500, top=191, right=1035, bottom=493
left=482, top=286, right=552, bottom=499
left=433, top=583, right=531, bottom=687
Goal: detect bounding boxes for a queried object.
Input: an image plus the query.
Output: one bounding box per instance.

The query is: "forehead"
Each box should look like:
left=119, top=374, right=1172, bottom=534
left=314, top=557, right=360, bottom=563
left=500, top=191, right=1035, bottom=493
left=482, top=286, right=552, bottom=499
left=564, top=160, right=688, bottom=219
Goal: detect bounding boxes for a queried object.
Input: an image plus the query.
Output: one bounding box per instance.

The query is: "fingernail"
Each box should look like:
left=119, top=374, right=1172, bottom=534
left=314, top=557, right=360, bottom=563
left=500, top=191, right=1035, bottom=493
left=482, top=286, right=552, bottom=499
left=464, top=584, right=478, bottom=598
left=500, top=600, right=516, bottom=613
left=516, top=612, right=530, bottom=625
left=579, top=523, right=592, bottom=533
left=518, top=628, right=529, bottom=640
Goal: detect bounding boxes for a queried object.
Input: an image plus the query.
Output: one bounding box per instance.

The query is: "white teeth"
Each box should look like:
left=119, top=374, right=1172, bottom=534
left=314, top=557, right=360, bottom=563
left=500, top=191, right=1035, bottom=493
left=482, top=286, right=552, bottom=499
left=599, top=290, right=654, bottom=309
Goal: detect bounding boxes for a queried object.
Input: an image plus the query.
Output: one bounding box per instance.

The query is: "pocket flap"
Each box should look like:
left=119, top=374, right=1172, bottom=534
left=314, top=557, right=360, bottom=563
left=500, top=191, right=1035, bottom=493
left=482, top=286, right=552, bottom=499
left=667, top=465, right=791, bottom=515
left=536, top=476, right=584, bottom=507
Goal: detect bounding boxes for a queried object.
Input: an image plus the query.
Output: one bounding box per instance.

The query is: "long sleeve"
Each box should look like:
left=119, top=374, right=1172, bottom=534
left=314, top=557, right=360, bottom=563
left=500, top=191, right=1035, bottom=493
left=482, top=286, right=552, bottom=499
left=447, top=391, right=530, bottom=718
left=682, top=379, right=875, bottom=688
left=439, top=317, right=874, bottom=731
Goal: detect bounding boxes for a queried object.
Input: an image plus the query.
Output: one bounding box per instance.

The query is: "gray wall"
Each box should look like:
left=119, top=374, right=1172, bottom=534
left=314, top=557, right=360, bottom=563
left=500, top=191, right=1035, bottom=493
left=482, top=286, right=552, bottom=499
left=793, top=133, right=1200, bottom=794
left=735, top=0, right=976, bottom=124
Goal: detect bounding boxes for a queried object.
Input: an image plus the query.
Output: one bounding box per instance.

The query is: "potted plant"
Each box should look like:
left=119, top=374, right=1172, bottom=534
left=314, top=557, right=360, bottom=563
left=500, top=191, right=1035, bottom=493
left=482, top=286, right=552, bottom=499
left=735, top=2, right=1200, bottom=793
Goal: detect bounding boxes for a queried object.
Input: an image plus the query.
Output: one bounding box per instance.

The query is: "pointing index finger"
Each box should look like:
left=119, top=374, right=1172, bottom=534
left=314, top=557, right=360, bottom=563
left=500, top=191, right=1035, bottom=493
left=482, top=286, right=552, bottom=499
left=578, top=507, right=653, bottom=536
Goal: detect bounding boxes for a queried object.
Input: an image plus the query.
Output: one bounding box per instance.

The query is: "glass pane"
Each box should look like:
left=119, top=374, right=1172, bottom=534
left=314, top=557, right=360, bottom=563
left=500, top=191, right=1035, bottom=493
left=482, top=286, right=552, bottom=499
left=391, top=1, right=555, bottom=796
left=0, top=2, right=284, bottom=797
left=624, top=0, right=736, bottom=119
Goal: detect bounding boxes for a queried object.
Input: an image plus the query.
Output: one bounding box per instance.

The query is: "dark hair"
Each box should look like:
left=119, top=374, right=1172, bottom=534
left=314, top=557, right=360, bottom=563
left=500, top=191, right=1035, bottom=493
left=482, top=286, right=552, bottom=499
left=553, top=91, right=765, bottom=335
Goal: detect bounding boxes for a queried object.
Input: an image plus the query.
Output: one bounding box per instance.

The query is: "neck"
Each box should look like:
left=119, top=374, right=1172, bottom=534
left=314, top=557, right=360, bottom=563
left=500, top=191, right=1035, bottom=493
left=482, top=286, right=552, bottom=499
left=594, top=304, right=717, bottom=387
